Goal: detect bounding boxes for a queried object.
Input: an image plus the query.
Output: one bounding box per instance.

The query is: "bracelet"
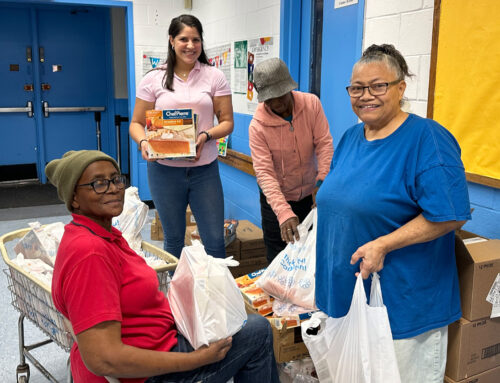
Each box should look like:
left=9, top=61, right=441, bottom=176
left=139, top=139, right=148, bottom=148
left=199, top=131, right=212, bottom=142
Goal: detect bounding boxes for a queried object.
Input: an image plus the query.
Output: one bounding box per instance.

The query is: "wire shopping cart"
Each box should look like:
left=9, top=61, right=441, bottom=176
left=1, top=227, right=178, bottom=383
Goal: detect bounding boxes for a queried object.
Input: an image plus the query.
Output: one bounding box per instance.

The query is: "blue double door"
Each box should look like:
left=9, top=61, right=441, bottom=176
left=0, top=4, right=113, bottom=182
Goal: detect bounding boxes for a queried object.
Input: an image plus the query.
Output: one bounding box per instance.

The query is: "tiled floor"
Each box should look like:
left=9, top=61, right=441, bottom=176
left=0, top=205, right=162, bottom=382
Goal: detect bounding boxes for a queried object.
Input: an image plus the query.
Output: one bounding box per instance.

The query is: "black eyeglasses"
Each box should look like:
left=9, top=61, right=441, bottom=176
left=76, top=175, right=126, bottom=194
left=346, top=79, right=401, bottom=98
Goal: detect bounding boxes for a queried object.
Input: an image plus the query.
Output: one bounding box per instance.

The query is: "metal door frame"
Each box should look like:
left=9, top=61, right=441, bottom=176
left=0, top=0, right=135, bottom=183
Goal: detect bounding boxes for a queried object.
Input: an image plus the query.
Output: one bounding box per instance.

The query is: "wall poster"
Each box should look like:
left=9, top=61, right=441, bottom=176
left=142, top=51, right=168, bottom=77
left=246, top=37, right=275, bottom=113
left=206, top=43, right=232, bottom=88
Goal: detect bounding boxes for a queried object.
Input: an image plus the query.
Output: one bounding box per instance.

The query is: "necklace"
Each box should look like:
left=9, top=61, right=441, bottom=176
left=176, top=70, right=190, bottom=79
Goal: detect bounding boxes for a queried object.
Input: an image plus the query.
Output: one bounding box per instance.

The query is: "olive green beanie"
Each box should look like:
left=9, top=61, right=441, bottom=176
left=45, top=150, right=119, bottom=212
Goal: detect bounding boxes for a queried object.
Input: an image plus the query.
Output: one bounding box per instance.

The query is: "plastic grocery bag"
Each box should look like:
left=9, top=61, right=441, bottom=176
left=167, top=243, right=248, bottom=349
left=14, top=221, right=65, bottom=266
left=112, top=187, right=148, bottom=255
left=256, top=208, right=317, bottom=310
left=301, top=273, right=401, bottom=383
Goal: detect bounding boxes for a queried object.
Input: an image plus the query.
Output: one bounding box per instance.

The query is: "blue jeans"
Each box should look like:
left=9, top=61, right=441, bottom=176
left=145, top=314, right=280, bottom=383
left=148, top=160, right=226, bottom=258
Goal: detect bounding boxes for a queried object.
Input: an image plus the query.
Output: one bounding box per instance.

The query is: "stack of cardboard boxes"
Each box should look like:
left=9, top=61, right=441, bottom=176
left=151, top=206, right=197, bottom=243
left=229, top=220, right=268, bottom=277
left=445, top=232, right=500, bottom=383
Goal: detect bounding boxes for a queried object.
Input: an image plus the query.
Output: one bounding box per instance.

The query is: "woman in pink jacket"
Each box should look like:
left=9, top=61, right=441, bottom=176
left=249, top=58, right=333, bottom=262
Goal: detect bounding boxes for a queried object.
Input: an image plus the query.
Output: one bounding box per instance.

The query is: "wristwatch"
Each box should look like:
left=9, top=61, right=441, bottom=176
left=200, top=131, right=212, bottom=141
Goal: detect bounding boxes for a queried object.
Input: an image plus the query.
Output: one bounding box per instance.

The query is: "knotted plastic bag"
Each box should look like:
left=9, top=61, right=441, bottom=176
left=167, top=243, right=248, bottom=349
left=301, top=273, right=401, bottom=383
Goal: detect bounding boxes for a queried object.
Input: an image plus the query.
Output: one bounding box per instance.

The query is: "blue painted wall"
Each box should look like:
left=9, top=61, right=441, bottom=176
left=220, top=112, right=260, bottom=225
left=219, top=0, right=308, bottom=227
left=464, top=183, right=500, bottom=239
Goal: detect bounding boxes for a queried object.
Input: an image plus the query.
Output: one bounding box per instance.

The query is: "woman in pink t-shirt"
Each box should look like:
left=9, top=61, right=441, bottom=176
left=129, top=14, right=234, bottom=258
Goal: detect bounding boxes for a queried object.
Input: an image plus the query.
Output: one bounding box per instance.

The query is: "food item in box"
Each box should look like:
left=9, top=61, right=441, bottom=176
left=257, top=303, right=274, bottom=316
left=241, top=283, right=273, bottom=308
left=235, top=268, right=266, bottom=288
left=268, top=315, right=301, bottom=330
left=145, top=109, right=197, bottom=159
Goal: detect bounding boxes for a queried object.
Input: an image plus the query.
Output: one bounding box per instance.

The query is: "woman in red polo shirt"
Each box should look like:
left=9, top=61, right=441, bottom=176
left=46, top=150, right=279, bottom=383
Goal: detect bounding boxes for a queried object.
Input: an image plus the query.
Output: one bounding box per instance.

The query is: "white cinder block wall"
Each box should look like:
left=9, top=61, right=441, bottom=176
left=120, top=0, right=280, bottom=97
left=364, top=0, right=435, bottom=117
left=117, top=0, right=435, bottom=118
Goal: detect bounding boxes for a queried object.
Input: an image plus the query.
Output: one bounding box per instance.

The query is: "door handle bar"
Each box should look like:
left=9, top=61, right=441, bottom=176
left=0, top=101, right=34, bottom=118
left=42, top=102, right=105, bottom=118
left=42, top=101, right=106, bottom=151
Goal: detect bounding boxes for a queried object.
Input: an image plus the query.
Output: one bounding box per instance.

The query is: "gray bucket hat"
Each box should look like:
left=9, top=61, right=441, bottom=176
left=253, top=58, right=298, bottom=103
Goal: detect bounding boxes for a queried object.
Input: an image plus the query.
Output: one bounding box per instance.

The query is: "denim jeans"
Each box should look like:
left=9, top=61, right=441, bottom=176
left=148, top=160, right=226, bottom=258
left=259, top=192, right=313, bottom=263
left=145, top=314, right=280, bottom=383
left=393, top=325, right=448, bottom=383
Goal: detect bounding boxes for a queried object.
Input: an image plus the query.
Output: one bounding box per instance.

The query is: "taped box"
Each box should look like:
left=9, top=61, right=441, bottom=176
left=244, top=300, right=309, bottom=363
left=236, top=220, right=266, bottom=259
left=455, top=237, right=500, bottom=321
left=151, top=207, right=195, bottom=242
left=445, top=365, right=500, bottom=383
left=446, top=317, right=500, bottom=381
left=237, top=220, right=265, bottom=250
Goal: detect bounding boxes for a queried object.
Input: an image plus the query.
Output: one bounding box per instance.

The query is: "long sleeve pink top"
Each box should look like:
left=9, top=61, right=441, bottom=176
left=249, top=91, right=333, bottom=225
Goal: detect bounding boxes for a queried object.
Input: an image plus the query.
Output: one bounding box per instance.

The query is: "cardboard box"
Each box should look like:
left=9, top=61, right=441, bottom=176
left=226, top=238, right=242, bottom=259
left=446, top=317, right=500, bottom=381
left=146, top=109, right=197, bottom=159
left=237, top=220, right=265, bottom=250
left=230, top=257, right=268, bottom=278
left=244, top=301, right=309, bottom=363
left=150, top=215, right=163, bottom=241
left=456, top=229, right=487, bottom=241
left=184, top=225, right=200, bottom=246
left=240, top=247, right=267, bottom=260
left=455, top=238, right=500, bottom=321
left=445, top=365, right=500, bottom=383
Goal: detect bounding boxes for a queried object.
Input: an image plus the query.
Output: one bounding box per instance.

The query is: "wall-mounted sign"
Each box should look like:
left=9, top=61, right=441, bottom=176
left=334, top=0, right=358, bottom=9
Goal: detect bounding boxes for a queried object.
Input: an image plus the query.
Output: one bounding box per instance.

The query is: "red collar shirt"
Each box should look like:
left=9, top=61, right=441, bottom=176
left=52, top=214, right=177, bottom=383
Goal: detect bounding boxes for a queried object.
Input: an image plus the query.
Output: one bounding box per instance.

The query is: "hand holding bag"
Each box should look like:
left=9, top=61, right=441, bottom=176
left=167, top=243, right=248, bottom=349
left=256, top=208, right=317, bottom=310
left=301, top=273, right=401, bottom=383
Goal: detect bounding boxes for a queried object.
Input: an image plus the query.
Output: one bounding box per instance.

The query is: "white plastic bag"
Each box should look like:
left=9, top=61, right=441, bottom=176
left=167, top=243, right=248, bottom=349
left=112, top=187, right=148, bottom=255
left=256, top=208, right=317, bottom=310
left=14, top=221, right=65, bottom=266
left=301, top=273, right=401, bottom=383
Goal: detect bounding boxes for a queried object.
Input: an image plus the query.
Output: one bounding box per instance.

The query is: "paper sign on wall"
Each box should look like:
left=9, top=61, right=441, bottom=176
left=142, top=51, right=168, bottom=77
left=334, top=0, right=358, bottom=9
left=206, top=43, right=232, bottom=88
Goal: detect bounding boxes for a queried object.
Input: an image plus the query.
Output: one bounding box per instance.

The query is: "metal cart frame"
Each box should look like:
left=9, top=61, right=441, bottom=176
left=1, top=228, right=178, bottom=383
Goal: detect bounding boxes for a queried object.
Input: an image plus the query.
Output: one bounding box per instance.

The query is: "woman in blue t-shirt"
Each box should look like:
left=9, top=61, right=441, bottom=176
left=315, top=44, right=471, bottom=383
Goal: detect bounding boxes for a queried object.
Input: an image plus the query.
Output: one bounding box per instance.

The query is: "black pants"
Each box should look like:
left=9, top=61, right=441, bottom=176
left=260, top=192, right=313, bottom=263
